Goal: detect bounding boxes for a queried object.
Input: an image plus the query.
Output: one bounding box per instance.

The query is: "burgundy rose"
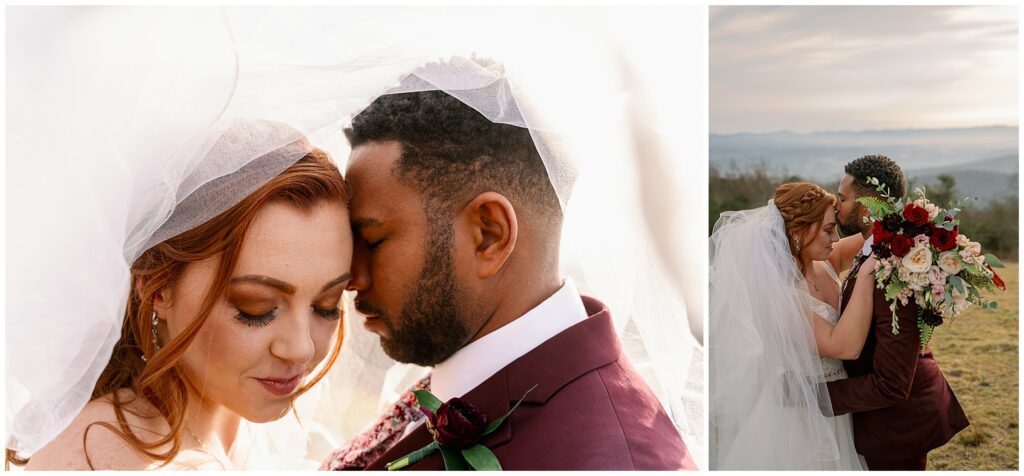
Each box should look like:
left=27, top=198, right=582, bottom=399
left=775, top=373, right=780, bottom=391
left=873, top=220, right=893, bottom=243
left=422, top=397, right=488, bottom=449
left=920, top=309, right=944, bottom=328
left=890, top=234, right=914, bottom=257
left=930, top=227, right=958, bottom=252
left=881, top=214, right=903, bottom=233
left=903, top=203, right=929, bottom=226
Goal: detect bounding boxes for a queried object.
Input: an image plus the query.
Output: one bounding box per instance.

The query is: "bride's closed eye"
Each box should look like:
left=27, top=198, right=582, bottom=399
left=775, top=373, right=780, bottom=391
left=312, top=305, right=342, bottom=320
left=235, top=307, right=278, bottom=327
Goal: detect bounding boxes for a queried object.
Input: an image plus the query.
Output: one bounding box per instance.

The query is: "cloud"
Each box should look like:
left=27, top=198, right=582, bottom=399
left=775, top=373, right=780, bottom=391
left=710, top=6, right=1018, bottom=133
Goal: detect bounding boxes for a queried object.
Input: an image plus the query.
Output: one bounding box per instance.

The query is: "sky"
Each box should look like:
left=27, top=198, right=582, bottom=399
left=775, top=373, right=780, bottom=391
left=710, top=6, right=1018, bottom=134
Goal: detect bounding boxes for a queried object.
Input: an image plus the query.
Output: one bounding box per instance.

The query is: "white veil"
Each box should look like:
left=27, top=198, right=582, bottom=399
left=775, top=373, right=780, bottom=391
left=6, top=6, right=703, bottom=468
left=708, top=201, right=841, bottom=470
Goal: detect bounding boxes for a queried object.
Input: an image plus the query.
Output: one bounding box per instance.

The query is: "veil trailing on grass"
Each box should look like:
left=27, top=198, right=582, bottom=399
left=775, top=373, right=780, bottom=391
left=7, top=6, right=704, bottom=467
left=709, top=201, right=841, bottom=469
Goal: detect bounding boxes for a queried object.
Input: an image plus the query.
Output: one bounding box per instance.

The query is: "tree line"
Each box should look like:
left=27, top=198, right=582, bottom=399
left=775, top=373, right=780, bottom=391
left=710, top=165, right=1018, bottom=260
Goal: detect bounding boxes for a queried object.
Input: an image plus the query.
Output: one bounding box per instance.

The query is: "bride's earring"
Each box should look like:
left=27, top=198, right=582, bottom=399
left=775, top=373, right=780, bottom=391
left=151, top=311, right=161, bottom=348
left=793, top=235, right=801, bottom=254
left=142, top=311, right=160, bottom=362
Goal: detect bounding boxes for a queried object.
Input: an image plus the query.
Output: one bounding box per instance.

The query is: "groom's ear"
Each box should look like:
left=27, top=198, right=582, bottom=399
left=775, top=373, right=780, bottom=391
left=462, top=192, right=518, bottom=279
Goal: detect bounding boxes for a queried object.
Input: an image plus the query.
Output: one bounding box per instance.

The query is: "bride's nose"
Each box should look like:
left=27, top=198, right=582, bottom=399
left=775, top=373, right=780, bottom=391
left=270, top=311, right=315, bottom=365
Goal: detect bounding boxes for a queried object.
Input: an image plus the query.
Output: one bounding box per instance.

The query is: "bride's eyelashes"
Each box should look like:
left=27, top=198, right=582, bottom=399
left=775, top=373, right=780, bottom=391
left=235, top=307, right=278, bottom=327
left=312, top=305, right=342, bottom=320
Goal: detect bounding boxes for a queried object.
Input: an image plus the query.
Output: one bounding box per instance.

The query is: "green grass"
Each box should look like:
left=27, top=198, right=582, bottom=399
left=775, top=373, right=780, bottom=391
left=928, top=262, right=1018, bottom=470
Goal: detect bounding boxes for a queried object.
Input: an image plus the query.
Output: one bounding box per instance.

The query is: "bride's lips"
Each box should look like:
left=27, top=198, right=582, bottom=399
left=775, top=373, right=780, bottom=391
left=255, top=374, right=302, bottom=396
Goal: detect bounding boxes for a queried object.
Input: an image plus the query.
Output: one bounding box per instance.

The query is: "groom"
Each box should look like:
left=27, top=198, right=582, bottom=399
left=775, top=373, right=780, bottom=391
left=830, top=154, right=969, bottom=470
left=337, top=69, right=695, bottom=469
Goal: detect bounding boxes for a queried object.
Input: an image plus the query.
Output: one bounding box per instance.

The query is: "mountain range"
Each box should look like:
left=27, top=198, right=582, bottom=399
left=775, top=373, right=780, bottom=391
left=710, top=126, right=1018, bottom=202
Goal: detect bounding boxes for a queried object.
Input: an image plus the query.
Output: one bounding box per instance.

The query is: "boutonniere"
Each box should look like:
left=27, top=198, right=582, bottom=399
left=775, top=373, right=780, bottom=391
left=386, top=385, right=536, bottom=471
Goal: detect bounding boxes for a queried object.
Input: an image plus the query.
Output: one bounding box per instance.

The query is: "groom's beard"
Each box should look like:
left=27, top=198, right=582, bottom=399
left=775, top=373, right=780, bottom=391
left=838, top=203, right=866, bottom=237
left=376, top=223, right=471, bottom=366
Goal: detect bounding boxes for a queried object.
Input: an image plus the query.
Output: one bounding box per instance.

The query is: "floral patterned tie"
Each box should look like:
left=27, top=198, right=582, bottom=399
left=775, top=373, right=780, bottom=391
left=320, top=374, right=432, bottom=471
left=841, top=253, right=870, bottom=298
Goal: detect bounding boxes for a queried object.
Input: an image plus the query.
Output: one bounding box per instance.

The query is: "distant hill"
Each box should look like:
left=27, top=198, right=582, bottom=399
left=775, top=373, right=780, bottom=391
left=710, top=126, right=1018, bottom=202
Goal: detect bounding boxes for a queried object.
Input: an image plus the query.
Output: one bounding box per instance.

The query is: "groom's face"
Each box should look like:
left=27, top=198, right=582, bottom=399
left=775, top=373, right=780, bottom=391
left=344, top=141, right=473, bottom=366
left=836, top=174, right=867, bottom=237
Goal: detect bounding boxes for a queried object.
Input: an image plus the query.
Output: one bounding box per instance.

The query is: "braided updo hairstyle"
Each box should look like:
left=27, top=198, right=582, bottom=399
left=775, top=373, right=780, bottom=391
left=774, top=182, right=836, bottom=271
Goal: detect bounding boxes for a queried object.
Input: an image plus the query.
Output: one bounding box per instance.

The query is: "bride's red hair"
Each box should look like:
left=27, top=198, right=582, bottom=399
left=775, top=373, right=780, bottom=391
left=7, top=148, right=350, bottom=469
left=774, top=182, right=836, bottom=270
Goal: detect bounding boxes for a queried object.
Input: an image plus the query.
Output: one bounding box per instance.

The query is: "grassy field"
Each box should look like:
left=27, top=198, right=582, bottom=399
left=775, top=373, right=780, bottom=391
left=929, top=262, right=1018, bottom=470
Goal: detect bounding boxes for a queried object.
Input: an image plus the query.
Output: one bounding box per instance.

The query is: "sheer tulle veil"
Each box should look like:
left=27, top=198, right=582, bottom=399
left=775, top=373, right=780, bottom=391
left=7, top=6, right=704, bottom=467
left=708, top=201, right=844, bottom=469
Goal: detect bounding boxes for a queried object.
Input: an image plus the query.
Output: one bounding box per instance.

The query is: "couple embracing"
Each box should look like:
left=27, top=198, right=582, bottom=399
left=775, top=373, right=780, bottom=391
left=710, top=155, right=969, bottom=470
left=8, top=57, right=695, bottom=471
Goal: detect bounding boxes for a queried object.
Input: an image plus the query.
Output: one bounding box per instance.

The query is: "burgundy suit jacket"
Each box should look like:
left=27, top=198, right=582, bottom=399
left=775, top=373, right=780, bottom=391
left=827, top=256, right=969, bottom=459
left=365, top=296, right=697, bottom=470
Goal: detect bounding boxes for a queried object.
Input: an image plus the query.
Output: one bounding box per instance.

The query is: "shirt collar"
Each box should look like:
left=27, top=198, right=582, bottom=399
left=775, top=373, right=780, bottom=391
left=430, top=278, right=589, bottom=402
left=861, top=235, right=874, bottom=257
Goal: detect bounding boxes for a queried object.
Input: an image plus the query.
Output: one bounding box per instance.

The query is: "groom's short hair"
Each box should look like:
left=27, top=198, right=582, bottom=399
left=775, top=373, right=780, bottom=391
left=344, top=89, right=561, bottom=228
left=845, top=154, right=906, bottom=200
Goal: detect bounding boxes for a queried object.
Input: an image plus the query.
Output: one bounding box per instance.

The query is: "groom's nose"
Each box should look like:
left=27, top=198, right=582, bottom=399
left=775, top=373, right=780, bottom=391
left=346, top=241, right=371, bottom=293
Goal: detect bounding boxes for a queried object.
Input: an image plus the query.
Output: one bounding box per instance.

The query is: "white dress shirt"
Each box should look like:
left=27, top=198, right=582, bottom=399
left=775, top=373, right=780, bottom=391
left=430, top=277, right=589, bottom=402
left=860, top=235, right=874, bottom=257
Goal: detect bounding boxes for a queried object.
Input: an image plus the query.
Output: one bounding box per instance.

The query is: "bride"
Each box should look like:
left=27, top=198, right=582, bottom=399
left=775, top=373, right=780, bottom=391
left=710, top=182, right=877, bottom=470
left=19, top=124, right=351, bottom=470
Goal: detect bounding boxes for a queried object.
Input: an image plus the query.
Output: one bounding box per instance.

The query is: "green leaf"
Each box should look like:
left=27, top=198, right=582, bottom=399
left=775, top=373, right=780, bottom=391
left=462, top=444, right=502, bottom=471
left=917, top=316, right=934, bottom=354
left=856, top=196, right=895, bottom=218
left=949, top=275, right=965, bottom=295
left=985, top=253, right=1005, bottom=268
left=386, top=441, right=439, bottom=471
left=439, top=446, right=467, bottom=471
left=413, top=390, right=443, bottom=413
left=482, top=384, right=538, bottom=436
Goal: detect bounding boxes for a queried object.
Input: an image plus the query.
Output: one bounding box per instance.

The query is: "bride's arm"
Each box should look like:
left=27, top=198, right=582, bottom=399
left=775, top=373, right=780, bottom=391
left=812, top=257, right=876, bottom=360
left=828, top=234, right=867, bottom=274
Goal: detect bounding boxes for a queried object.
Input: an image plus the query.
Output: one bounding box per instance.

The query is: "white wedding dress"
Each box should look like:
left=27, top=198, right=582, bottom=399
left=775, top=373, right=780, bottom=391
left=709, top=201, right=866, bottom=470
left=804, top=263, right=868, bottom=471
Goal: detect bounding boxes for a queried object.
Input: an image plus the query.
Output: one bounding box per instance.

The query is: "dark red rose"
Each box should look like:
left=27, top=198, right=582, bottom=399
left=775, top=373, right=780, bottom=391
left=890, top=234, right=914, bottom=257
left=920, top=309, right=944, bottom=328
left=985, top=264, right=1006, bottom=291
left=903, top=203, right=929, bottom=225
left=881, top=214, right=903, bottom=233
left=423, top=398, right=488, bottom=449
left=873, top=220, right=894, bottom=243
left=930, top=227, right=958, bottom=252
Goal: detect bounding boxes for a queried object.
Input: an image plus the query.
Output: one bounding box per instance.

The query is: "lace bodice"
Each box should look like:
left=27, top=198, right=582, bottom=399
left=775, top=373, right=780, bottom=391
left=807, top=262, right=847, bottom=382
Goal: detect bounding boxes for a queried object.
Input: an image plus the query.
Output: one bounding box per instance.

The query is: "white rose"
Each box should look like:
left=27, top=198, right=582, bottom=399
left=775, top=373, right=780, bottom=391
left=902, top=244, right=933, bottom=274
left=957, top=234, right=970, bottom=247
left=950, top=288, right=970, bottom=313
left=938, top=251, right=963, bottom=275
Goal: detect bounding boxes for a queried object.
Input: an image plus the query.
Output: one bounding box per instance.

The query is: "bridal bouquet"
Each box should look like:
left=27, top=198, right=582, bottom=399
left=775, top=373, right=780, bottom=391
left=859, top=177, right=1006, bottom=352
